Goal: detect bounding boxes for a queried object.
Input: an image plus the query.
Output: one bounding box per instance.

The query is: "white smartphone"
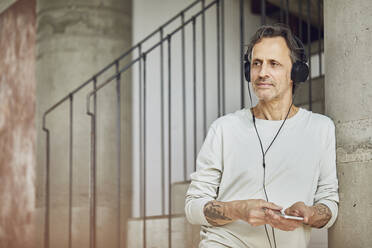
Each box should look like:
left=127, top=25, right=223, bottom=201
left=277, top=210, right=304, bottom=221
left=279, top=213, right=304, bottom=221
left=264, top=208, right=304, bottom=221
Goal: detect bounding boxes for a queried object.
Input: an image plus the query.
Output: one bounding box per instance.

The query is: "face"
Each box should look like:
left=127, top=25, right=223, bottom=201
left=250, top=37, right=293, bottom=102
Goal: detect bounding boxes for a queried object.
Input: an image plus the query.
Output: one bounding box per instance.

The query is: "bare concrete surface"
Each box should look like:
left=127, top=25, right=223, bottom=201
left=325, top=0, right=372, bottom=247
left=35, top=0, right=132, bottom=247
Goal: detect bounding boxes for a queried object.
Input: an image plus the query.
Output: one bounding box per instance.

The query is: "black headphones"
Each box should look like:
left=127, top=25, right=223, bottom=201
left=244, top=36, right=309, bottom=86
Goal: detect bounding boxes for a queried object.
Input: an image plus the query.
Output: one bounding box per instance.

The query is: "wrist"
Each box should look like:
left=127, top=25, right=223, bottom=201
left=225, top=201, right=239, bottom=221
left=307, top=205, right=317, bottom=224
left=306, top=203, right=332, bottom=228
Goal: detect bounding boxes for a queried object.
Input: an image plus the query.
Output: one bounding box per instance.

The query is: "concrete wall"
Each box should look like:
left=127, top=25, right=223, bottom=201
left=325, top=0, right=372, bottom=247
left=0, top=0, right=36, bottom=246
left=35, top=0, right=132, bottom=247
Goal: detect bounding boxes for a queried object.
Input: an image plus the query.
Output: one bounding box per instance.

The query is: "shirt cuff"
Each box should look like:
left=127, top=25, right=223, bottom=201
left=316, top=199, right=338, bottom=229
left=185, top=198, right=213, bottom=226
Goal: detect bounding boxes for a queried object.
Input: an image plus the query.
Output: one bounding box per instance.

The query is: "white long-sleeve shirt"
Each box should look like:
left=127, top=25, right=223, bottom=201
left=185, top=107, right=339, bottom=248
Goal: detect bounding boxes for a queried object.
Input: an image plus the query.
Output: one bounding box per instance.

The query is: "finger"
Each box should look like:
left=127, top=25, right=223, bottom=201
left=303, top=216, right=309, bottom=224
left=283, top=219, right=303, bottom=229
left=261, top=201, right=283, bottom=211
left=266, top=210, right=302, bottom=231
left=273, top=213, right=302, bottom=225
left=284, top=208, right=292, bottom=215
left=302, top=213, right=312, bottom=224
left=272, top=214, right=303, bottom=230
left=277, top=220, right=301, bottom=231
left=266, top=209, right=281, bottom=221
left=268, top=220, right=296, bottom=232
left=285, top=208, right=300, bottom=216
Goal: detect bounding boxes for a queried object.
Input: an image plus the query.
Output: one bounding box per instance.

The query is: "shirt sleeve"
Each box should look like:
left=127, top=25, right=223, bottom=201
left=314, top=120, right=339, bottom=229
left=185, top=124, right=223, bottom=226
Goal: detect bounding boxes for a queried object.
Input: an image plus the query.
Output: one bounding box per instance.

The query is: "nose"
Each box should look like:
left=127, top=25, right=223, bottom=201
left=258, top=62, right=269, bottom=79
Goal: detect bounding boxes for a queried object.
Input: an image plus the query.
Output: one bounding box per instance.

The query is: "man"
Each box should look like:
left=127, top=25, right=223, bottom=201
left=185, top=24, right=339, bottom=248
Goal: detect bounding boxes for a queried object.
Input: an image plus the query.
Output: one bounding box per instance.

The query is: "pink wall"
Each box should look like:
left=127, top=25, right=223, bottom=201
left=0, top=0, right=36, bottom=246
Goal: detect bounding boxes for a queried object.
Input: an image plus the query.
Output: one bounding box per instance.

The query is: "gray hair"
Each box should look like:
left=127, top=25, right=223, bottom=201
left=246, top=23, right=305, bottom=63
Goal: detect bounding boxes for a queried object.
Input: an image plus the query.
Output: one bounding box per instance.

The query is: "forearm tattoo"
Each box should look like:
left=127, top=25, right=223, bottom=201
left=311, top=204, right=332, bottom=228
left=203, top=201, right=233, bottom=227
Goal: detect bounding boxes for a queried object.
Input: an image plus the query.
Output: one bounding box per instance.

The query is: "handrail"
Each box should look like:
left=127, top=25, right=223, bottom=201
left=85, top=0, right=218, bottom=111
left=42, top=0, right=205, bottom=125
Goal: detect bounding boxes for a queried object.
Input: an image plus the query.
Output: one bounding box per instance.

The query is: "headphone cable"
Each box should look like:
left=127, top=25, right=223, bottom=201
left=251, top=95, right=295, bottom=248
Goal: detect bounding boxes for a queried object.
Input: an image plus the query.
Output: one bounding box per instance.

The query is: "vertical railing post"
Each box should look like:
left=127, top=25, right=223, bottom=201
left=167, top=34, right=172, bottom=248
left=239, top=0, right=245, bottom=109
left=43, top=117, right=50, bottom=248
left=261, top=0, right=266, bottom=25
left=307, top=0, right=312, bottom=110
left=115, top=62, right=121, bottom=248
left=181, top=12, right=187, bottom=182
left=192, top=17, right=197, bottom=172
left=280, top=0, right=284, bottom=23
left=318, top=0, right=322, bottom=76
left=159, top=28, right=166, bottom=215
left=88, top=78, right=97, bottom=248
left=68, top=94, right=73, bottom=248
left=285, top=0, right=289, bottom=25
left=142, top=52, right=148, bottom=248
left=298, top=0, right=303, bottom=40
left=221, top=0, right=226, bottom=115
left=201, top=0, right=207, bottom=137
left=138, top=44, right=146, bottom=248
left=216, top=0, right=221, bottom=117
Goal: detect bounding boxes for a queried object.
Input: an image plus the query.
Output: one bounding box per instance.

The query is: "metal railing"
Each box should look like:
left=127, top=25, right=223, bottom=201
left=41, top=0, right=324, bottom=248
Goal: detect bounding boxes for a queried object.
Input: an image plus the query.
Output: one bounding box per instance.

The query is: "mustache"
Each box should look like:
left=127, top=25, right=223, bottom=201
left=254, top=78, right=275, bottom=85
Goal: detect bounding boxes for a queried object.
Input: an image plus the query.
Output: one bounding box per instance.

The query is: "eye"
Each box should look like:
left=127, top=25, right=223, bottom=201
left=252, top=61, right=261, bottom=67
left=271, top=61, right=280, bottom=67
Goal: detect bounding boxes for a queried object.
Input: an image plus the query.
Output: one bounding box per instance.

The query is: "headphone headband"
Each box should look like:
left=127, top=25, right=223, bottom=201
left=293, top=35, right=307, bottom=63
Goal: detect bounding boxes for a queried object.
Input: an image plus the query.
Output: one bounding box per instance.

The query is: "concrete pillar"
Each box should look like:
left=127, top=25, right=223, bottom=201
left=36, top=0, right=132, bottom=247
left=325, top=0, right=372, bottom=247
left=0, top=0, right=36, bottom=247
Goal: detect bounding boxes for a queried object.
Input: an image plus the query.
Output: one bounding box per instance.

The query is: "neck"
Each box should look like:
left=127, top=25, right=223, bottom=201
left=252, top=96, right=298, bottom=121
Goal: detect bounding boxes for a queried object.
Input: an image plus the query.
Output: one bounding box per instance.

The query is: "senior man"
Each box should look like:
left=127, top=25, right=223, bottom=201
left=185, top=24, right=339, bottom=248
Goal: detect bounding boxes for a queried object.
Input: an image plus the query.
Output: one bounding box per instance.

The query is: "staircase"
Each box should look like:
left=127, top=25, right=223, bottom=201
left=40, top=0, right=325, bottom=247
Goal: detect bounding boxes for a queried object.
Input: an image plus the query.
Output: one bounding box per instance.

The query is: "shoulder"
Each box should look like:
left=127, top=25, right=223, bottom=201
left=300, top=109, right=335, bottom=138
left=210, top=108, right=250, bottom=132
left=306, top=110, right=335, bottom=129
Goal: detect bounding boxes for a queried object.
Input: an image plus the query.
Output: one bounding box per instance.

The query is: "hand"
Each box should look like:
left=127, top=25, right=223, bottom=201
left=264, top=208, right=303, bottom=231
left=229, top=199, right=282, bottom=227
left=285, top=201, right=315, bottom=225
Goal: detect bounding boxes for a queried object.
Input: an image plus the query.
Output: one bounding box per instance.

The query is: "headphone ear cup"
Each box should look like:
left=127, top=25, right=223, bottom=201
left=244, top=60, right=250, bottom=82
left=291, top=61, right=309, bottom=83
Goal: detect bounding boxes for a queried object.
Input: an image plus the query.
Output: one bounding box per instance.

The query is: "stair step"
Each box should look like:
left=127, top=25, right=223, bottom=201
left=127, top=214, right=200, bottom=247
left=171, top=181, right=191, bottom=215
